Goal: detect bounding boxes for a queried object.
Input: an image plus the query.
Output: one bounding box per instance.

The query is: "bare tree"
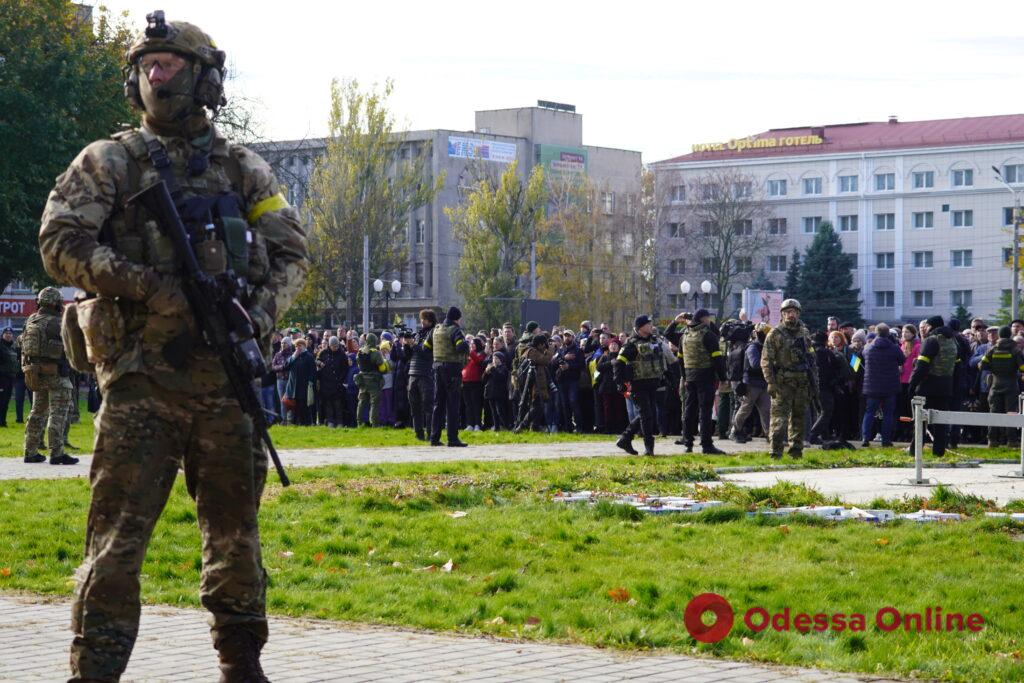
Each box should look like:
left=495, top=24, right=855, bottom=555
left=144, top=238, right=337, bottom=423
left=674, top=169, right=778, bottom=318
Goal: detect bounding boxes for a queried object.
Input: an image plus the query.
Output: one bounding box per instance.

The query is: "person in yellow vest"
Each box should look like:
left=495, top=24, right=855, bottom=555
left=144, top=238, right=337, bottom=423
left=430, top=306, right=469, bottom=446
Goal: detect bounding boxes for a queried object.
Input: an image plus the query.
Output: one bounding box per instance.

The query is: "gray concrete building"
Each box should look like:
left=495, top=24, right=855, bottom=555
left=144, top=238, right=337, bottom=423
left=653, top=114, right=1024, bottom=324
left=254, top=101, right=643, bottom=329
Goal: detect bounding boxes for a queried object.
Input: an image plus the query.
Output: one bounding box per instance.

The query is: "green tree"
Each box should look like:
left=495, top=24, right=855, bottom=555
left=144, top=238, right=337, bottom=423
left=784, top=248, right=802, bottom=299
left=749, top=269, right=775, bottom=290
left=952, top=304, right=973, bottom=330
left=798, top=222, right=861, bottom=331
left=992, top=290, right=1024, bottom=326
left=300, top=79, right=443, bottom=326
left=446, top=161, right=547, bottom=330
left=0, top=1, right=135, bottom=292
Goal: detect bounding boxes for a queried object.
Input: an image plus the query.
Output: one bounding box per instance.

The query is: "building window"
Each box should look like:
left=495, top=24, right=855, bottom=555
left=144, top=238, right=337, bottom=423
left=1005, top=247, right=1014, bottom=265
left=625, top=193, right=635, bottom=217
left=733, top=182, right=752, bottom=199
left=952, top=209, right=973, bottom=227
left=669, top=259, right=685, bottom=274
left=767, top=179, right=787, bottom=197
left=951, top=249, right=973, bottom=267
left=847, top=253, right=858, bottom=269
left=733, top=219, right=753, bottom=236
left=702, top=257, right=720, bottom=273
left=802, top=216, right=822, bottom=234
left=912, top=171, right=934, bottom=189
left=839, top=175, right=858, bottom=193
left=875, top=252, right=895, bottom=269
left=951, top=290, right=973, bottom=308
left=952, top=169, right=973, bottom=187
left=670, top=185, right=685, bottom=202
left=1004, top=207, right=1022, bottom=226
left=767, top=218, right=787, bottom=235
left=701, top=221, right=715, bottom=237
left=415, top=219, right=425, bottom=244
left=913, top=251, right=933, bottom=268
left=875, top=291, right=895, bottom=308
left=601, top=192, right=615, bottom=215
left=802, top=177, right=822, bottom=195
left=767, top=255, right=787, bottom=272
left=912, top=290, right=933, bottom=307
left=874, top=213, right=895, bottom=230
left=667, top=294, right=680, bottom=308
left=912, top=211, right=934, bottom=229
left=734, top=256, right=752, bottom=273
left=667, top=222, right=682, bottom=238
left=622, top=233, right=634, bottom=256
left=1003, top=164, right=1024, bottom=183
left=414, top=262, right=424, bottom=286
left=874, top=173, right=895, bottom=191
left=839, top=215, right=858, bottom=232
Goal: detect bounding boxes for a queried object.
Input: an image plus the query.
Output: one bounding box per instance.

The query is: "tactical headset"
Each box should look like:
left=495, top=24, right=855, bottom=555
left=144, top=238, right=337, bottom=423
left=123, top=11, right=227, bottom=115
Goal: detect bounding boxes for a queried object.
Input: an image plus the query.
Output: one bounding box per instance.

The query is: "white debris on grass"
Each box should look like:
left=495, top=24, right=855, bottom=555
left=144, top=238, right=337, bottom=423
left=553, top=492, right=971, bottom=523
left=984, top=512, right=1024, bottom=521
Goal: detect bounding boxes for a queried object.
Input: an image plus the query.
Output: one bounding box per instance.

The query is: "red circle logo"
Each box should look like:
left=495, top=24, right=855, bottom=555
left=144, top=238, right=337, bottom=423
left=684, top=592, right=735, bottom=643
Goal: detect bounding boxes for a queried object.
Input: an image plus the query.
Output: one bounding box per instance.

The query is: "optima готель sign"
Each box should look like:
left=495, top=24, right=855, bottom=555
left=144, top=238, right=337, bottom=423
left=692, top=135, right=824, bottom=153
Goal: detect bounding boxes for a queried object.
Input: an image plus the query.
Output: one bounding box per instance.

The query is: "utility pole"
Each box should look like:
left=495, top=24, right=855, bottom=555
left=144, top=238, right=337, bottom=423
left=994, top=166, right=1022, bottom=321
left=362, top=234, right=370, bottom=332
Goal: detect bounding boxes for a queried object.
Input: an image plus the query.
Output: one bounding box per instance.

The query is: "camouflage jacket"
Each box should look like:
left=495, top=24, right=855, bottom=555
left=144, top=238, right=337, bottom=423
left=38, top=123, right=308, bottom=394
left=761, top=319, right=818, bottom=389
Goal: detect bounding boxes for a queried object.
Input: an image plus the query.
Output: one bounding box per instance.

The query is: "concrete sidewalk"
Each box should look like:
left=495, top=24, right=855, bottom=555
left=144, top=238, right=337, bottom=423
left=0, top=596, right=902, bottom=682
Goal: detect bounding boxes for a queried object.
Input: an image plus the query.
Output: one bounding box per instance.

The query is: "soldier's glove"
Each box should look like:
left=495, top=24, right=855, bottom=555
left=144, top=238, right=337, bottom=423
left=767, top=383, right=779, bottom=400
left=144, top=274, right=190, bottom=319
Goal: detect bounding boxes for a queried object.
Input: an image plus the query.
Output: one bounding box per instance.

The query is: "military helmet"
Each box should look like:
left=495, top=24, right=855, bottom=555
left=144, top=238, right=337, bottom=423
left=126, top=11, right=223, bottom=67
left=755, top=322, right=772, bottom=334
left=37, top=287, right=63, bottom=308
left=780, top=298, right=802, bottom=312
left=124, top=11, right=226, bottom=112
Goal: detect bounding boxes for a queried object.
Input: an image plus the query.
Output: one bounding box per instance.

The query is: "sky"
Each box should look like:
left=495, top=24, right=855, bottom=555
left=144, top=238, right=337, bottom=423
left=99, top=0, right=1024, bottom=163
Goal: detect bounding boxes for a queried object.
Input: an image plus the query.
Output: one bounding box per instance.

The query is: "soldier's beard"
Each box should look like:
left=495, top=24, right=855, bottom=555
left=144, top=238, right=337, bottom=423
left=139, top=67, right=208, bottom=137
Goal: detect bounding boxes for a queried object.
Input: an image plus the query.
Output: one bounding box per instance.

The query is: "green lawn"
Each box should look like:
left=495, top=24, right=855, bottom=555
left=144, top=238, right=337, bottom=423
left=2, top=456, right=1023, bottom=682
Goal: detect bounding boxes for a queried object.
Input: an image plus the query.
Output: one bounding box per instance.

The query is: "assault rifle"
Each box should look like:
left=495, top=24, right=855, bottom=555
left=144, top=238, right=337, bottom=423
left=130, top=180, right=290, bottom=486
left=793, top=336, right=823, bottom=414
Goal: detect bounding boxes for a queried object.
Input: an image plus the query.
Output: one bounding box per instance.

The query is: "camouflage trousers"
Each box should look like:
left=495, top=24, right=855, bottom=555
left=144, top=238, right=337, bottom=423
left=357, top=379, right=382, bottom=426
left=70, top=373, right=268, bottom=682
left=23, top=374, right=73, bottom=459
left=769, top=376, right=809, bottom=457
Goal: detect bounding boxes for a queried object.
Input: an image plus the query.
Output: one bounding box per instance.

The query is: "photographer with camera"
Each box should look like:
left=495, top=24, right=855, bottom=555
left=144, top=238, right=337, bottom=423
left=513, top=332, right=554, bottom=432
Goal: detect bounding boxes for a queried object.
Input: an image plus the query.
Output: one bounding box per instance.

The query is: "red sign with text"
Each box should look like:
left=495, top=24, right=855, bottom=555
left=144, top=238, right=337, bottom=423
left=0, top=298, right=38, bottom=317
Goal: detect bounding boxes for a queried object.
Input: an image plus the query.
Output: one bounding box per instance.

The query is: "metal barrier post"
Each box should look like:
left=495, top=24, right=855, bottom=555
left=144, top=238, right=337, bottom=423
left=890, top=395, right=940, bottom=487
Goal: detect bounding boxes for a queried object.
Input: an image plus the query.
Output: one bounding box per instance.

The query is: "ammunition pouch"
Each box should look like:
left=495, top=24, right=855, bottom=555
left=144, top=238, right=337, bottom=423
left=75, top=296, right=126, bottom=367
left=62, top=300, right=94, bottom=375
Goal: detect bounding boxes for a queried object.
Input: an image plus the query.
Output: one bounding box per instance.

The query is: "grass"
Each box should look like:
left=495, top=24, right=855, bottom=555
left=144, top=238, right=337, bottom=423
left=3, top=457, right=1024, bottom=681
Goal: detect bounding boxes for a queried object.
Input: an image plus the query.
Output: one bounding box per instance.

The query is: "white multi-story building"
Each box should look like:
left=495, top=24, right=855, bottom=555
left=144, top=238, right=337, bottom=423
left=653, top=114, right=1024, bottom=322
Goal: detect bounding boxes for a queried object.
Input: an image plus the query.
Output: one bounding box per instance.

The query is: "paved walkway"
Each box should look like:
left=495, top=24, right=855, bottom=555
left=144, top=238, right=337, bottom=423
left=0, top=596, right=903, bottom=682
left=718, top=462, right=1024, bottom=506
left=0, top=438, right=759, bottom=482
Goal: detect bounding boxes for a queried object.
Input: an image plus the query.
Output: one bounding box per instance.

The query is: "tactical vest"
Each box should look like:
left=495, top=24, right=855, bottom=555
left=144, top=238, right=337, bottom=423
left=432, top=324, right=465, bottom=364
left=778, top=325, right=811, bottom=372
left=682, top=325, right=711, bottom=370
left=108, top=129, right=269, bottom=284
left=931, top=335, right=957, bottom=378
left=357, top=348, right=380, bottom=374
left=20, top=310, right=64, bottom=366
left=985, top=340, right=1019, bottom=391
left=632, top=336, right=667, bottom=381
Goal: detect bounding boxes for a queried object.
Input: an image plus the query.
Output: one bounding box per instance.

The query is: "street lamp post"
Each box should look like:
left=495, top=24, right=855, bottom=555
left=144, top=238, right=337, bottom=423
left=373, top=278, right=402, bottom=329
left=994, top=166, right=1023, bottom=322
left=700, top=280, right=713, bottom=310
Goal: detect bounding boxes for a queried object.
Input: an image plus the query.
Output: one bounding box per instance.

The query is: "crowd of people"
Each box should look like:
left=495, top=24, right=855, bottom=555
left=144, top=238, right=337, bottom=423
left=259, top=302, right=1024, bottom=455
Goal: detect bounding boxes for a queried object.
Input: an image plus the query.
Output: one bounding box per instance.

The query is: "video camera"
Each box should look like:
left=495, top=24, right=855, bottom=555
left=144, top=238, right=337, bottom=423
left=720, top=319, right=754, bottom=345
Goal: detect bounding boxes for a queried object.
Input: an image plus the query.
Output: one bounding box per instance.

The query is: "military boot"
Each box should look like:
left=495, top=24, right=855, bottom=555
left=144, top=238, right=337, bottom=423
left=415, top=430, right=426, bottom=441
left=643, top=435, right=656, bottom=456
left=702, top=443, right=727, bottom=455
left=217, top=630, right=269, bottom=683
left=616, top=432, right=638, bottom=455
left=50, top=454, right=79, bottom=465
left=23, top=452, right=46, bottom=464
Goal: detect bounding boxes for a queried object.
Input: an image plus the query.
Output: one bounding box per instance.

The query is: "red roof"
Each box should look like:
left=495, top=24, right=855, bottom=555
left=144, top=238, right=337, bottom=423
left=658, top=113, right=1024, bottom=164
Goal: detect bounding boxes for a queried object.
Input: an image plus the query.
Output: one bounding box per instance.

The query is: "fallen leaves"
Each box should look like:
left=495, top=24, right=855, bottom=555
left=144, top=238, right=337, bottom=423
left=448, top=511, right=468, bottom=518
left=277, top=550, right=294, bottom=559
left=0, top=567, right=10, bottom=578
left=525, top=616, right=541, bottom=626
left=778, top=524, right=791, bottom=535
left=876, top=538, right=890, bottom=547
left=442, top=559, right=455, bottom=572
left=489, top=616, right=505, bottom=625
left=607, top=587, right=631, bottom=603
left=414, top=565, right=438, bottom=573
left=313, top=552, right=325, bottom=564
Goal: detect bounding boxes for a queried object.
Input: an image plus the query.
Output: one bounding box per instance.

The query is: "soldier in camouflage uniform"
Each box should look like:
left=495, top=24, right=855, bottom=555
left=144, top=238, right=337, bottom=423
left=355, top=332, right=388, bottom=426
left=38, top=12, right=308, bottom=682
left=761, top=299, right=819, bottom=459
left=979, top=325, right=1024, bottom=447
left=19, top=287, right=77, bottom=465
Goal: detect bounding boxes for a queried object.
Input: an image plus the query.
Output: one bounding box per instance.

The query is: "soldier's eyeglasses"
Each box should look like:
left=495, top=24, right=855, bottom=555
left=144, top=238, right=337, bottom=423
left=138, top=54, right=188, bottom=77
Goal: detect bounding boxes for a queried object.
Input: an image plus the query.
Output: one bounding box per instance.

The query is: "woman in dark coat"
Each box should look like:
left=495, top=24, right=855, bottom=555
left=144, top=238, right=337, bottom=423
left=316, top=337, right=350, bottom=427
left=483, top=338, right=511, bottom=430
left=284, top=338, right=316, bottom=425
